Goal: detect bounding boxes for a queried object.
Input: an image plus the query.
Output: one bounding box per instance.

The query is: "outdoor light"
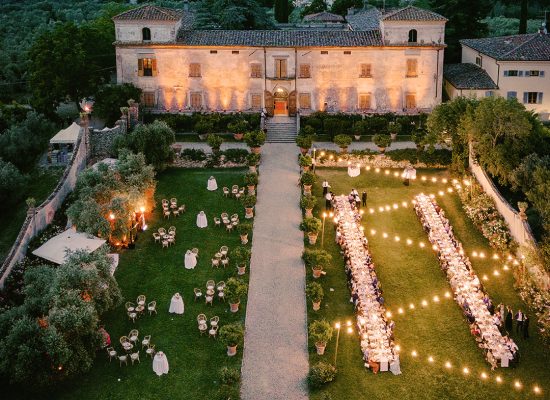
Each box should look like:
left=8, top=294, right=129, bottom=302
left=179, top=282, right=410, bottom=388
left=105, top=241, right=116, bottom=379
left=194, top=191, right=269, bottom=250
left=480, top=372, right=488, bottom=379
left=433, top=295, right=439, bottom=302
left=534, top=386, right=541, bottom=394
left=445, top=361, right=452, bottom=369
left=335, top=322, right=341, bottom=329
left=409, top=303, right=415, bottom=309
left=347, top=327, right=353, bottom=334
left=411, top=350, right=418, bottom=357
left=444, top=291, right=451, bottom=298
left=514, top=381, right=522, bottom=389
left=395, top=345, right=401, bottom=351
left=398, top=307, right=404, bottom=314
left=109, top=213, right=115, bottom=220
left=462, top=367, right=469, bottom=375
left=140, top=206, right=145, bottom=213
left=386, top=311, right=392, bottom=318
left=496, top=376, right=502, bottom=383
left=428, top=356, right=434, bottom=363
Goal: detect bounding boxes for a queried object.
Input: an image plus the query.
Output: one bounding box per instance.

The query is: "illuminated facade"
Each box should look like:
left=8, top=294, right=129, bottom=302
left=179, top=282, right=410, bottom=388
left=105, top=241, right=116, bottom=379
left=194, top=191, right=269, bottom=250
left=114, top=5, right=446, bottom=116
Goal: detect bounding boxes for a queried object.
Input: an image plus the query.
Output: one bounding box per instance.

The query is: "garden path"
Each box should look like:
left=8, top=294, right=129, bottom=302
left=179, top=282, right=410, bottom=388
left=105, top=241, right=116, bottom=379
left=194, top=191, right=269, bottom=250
left=240, top=143, right=309, bottom=400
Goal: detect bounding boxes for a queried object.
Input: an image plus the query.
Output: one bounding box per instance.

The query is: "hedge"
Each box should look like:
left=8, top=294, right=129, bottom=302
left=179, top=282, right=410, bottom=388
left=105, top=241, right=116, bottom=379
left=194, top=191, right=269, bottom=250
left=143, top=112, right=261, bottom=133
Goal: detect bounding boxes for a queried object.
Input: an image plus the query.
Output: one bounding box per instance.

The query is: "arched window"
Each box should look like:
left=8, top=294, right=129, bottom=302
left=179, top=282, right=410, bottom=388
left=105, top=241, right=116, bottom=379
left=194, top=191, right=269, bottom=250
left=408, top=29, right=417, bottom=43
left=142, top=27, right=151, bottom=41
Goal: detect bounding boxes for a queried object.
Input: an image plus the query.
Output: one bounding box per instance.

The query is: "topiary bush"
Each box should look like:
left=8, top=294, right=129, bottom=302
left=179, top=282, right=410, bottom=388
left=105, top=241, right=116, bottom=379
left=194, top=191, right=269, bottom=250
left=219, top=367, right=241, bottom=385
left=223, top=148, right=249, bottom=164
left=308, top=361, right=337, bottom=388
left=333, top=134, right=352, bottom=148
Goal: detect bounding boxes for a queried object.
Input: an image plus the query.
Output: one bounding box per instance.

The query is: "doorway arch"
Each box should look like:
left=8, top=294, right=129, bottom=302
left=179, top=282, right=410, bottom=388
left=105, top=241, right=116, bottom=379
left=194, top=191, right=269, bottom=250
left=273, top=87, right=288, bottom=116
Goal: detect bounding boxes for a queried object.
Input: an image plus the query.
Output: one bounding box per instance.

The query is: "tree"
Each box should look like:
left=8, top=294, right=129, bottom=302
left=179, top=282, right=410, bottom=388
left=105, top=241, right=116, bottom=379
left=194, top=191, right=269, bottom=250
left=0, top=159, right=28, bottom=206
left=275, top=0, right=291, bottom=22
left=93, top=84, right=142, bottom=127
left=194, top=0, right=275, bottom=29
left=301, top=0, right=328, bottom=17
left=121, top=121, right=176, bottom=171
left=331, top=0, right=363, bottom=17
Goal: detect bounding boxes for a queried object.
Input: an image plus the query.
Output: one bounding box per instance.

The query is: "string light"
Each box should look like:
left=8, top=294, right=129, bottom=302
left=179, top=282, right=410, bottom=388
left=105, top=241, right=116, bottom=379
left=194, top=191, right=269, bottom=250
left=398, top=307, right=404, bottom=314
left=445, top=361, right=452, bottom=369
left=496, top=376, right=503, bottom=384
left=480, top=372, right=488, bottom=380
left=409, top=303, right=415, bottom=309
left=462, top=367, right=470, bottom=375
left=428, top=356, right=434, bottom=363
left=534, top=386, right=541, bottom=394
left=514, top=380, right=522, bottom=390
left=411, top=350, right=418, bottom=357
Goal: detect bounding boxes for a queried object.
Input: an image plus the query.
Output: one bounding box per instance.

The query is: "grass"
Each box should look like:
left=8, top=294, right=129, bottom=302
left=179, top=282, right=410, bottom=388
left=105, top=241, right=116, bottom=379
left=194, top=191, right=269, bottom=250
left=0, top=167, right=64, bottom=263
left=306, top=167, right=550, bottom=400
left=45, top=168, right=251, bottom=400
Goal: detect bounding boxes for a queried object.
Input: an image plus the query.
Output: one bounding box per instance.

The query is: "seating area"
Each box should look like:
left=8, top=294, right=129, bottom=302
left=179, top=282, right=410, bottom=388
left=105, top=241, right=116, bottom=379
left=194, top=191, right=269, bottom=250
left=108, top=330, right=156, bottom=367
left=161, top=198, right=186, bottom=219
left=126, top=295, right=157, bottom=323
left=153, top=226, right=177, bottom=248
left=211, top=246, right=230, bottom=268
left=214, top=212, right=240, bottom=232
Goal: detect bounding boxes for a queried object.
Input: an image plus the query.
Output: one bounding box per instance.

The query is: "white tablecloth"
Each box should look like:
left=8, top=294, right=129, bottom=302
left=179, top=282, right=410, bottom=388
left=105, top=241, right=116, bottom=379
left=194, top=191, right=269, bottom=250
left=207, top=177, right=218, bottom=191
left=169, top=294, right=184, bottom=314
left=153, top=352, right=169, bottom=376
left=184, top=251, right=197, bottom=269
left=347, top=165, right=361, bottom=177
left=196, top=211, right=208, bottom=228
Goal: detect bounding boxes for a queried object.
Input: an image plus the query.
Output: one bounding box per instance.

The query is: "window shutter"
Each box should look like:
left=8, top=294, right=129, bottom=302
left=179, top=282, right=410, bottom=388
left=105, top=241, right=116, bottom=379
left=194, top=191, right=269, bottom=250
left=281, top=60, right=287, bottom=78
left=503, top=70, right=508, bottom=76
left=540, top=71, right=545, bottom=77
left=525, top=70, right=531, bottom=76
left=518, top=71, right=524, bottom=77
left=538, top=92, right=543, bottom=104
left=151, top=59, right=157, bottom=76
left=523, top=92, right=528, bottom=103
left=138, top=59, right=144, bottom=77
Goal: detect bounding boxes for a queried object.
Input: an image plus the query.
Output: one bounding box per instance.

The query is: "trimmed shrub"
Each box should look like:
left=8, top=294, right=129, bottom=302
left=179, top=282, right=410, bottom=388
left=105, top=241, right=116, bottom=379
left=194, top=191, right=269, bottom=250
left=180, top=148, right=207, bottom=161
left=309, top=362, right=337, bottom=388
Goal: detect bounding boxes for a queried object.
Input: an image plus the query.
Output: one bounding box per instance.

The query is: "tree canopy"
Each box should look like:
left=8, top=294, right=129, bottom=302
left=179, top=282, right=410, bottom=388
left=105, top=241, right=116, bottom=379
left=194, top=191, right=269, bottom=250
left=301, top=0, right=328, bottom=17
left=330, top=0, right=363, bottom=17
left=93, top=84, right=142, bottom=127
left=194, top=0, right=275, bottom=29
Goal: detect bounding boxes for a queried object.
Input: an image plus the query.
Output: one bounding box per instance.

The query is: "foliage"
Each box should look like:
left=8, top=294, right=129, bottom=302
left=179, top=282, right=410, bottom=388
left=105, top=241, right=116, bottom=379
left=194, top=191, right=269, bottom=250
left=0, top=111, right=56, bottom=172
left=308, top=319, right=333, bottom=344
left=301, top=0, right=328, bottom=17
left=219, top=367, right=241, bottom=385
left=300, top=125, right=316, bottom=136
left=302, top=249, right=332, bottom=267
left=275, top=0, right=292, bottom=22
left=482, top=16, right=543, bottom=37
left=300, top=172, right=317, bottom=186
left=219, top=322, right=244, bottom=347
left=384, top=149, right=452, bottom=166
left=244, top=172, right=259, bottom=186
left=301, top=195, right=317, bottom=210
left=194, top=118, right=215, bottom=135
left=240, top=194, right=257, bottom=208
left=0, top=103, right=32, bottom=133
left=232, top=246, right=251, bottom=265
left=227, top=118, right=248, bottom=134
left=365, top=116, right=388, bottom=136
left=324, top=118, right=344, bottom=140
left=145, top=112, right=261, bottom=133
left=118, top=121, right=176, bottom=171
left=333, top=134, right=352, bottom=148
left=207, top=134, right=224, bottom=152
left=308, top=361, right=337, bottom=388
left=180, top=148, right=207, bottom=161
left=372, top=134, right=391, bottom=149
left=223, top=148, right=249, bottom=164
left=331, top=0, right=363, bottom=16
left=224, top=277, right=248, bottom=304
left=299, top=154, right=313, bottom=167
left=247, top=152, right=261, bottom=166
left=194, top=0, right=275, bottom=29
left=0, top=159, right=28, bottom=207
left=243, top=130, right=267, bottom=148
left=296, top=134, right=313, bottom=149
left=352, top=120, right=368, bottom=136
left=237, top=222, right=252, bottom=235
left=93, top=84, right=142, bottom=127
left=306, top=282, right=324, bottom=302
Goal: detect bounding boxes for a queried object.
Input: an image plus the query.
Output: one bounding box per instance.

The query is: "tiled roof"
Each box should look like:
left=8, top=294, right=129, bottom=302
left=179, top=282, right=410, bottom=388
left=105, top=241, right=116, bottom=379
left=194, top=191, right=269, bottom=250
left=347, top=8, right=381, bottom=31
left=113, top=5, right=184, bottom=21
left=381, top=6, right=447, bottom=22
left=303, top=12, right=345, bottom=23
left=444, top=63, right=498, bottom=90
left=460, top=33, right=550, bottom=61
left=181, top=11, right=195, bottom=29
left=176, top=29, right=383, bottom=47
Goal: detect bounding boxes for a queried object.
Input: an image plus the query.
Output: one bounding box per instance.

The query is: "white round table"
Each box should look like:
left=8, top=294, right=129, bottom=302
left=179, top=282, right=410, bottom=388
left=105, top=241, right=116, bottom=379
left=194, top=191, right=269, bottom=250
left=153, top=351, right=169, bottom=376
left=196, top=211, right=208, bottom=228
left=207, top=176, right=218, bottom=191
left=169, top=294, right=184, bottom=314
left=184, top=250, right=197, bottom=269
left=347, top=165, right=361, bottom=177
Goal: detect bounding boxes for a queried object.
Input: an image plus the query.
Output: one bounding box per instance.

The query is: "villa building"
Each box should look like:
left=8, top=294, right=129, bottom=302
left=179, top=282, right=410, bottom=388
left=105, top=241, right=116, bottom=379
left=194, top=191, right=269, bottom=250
left=444, top=32, right=550, bottom=120
left=113, top=5, right=447, bottom=116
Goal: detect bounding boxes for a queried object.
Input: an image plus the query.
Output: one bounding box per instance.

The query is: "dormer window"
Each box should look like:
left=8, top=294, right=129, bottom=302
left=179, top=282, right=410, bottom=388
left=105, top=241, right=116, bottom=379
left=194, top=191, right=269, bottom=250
left=408, top=29, right=417, bottom=43
left=142, top=27, right=151, bottom=41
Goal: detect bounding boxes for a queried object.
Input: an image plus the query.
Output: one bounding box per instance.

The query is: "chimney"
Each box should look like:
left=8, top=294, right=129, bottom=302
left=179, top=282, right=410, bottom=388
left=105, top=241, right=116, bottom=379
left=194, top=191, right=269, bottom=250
left=183, top=0, right=189, bottom=11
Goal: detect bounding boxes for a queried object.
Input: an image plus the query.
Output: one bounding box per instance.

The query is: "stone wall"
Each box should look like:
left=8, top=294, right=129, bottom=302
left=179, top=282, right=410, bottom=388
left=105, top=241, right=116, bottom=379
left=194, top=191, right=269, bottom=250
left=90, top=121, right=125, bottom=159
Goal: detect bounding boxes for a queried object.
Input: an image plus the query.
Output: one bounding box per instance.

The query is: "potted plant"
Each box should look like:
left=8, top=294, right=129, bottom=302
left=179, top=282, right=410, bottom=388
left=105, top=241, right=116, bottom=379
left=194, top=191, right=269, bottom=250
left=300, top=218, right=322, bottom=245
left=219, top=322, right=244, bottom=356
left=309, top=319, right=333, bottom=355
left=244, top=130, right=267, bottom=154
left=207, top=134, right=224, bottom=153
left=296, top=134, right=313, bottom=155
left=372, top=134, right=391, bottom=153
left=247, top=153, right=261, bottom=173
left=228, top=119, right=248, bottom=140
left=411, top=129, right=426, bottom=151
left=300, top=195, right=317, bottom=218
left=389, top=121, right=401, bottom=140
left=352, top=120, right=365, bottom=141
left=240, top=194, right=257, bottom=219
left=195, top=118, right=214, bottom=140
left=237, top=222, right=252, bottom=244
left=300, top=125, right=315, bottom=136
left=26, top=197, right=36, bottom=210
left=300, top=172, right=317, bottom=195
left=233, top=246, right=251, bottom=275
left=302, top=249, right=332, bottom=278
left=518, top=201, right=528, bottom=221
left=244, top=172, right=259, bottom=195
left=225, top=277, right=248, bottom=313
left=299, top=154, right=313, bottom=172
left=333, top=134, right=352, bottom=153
left=306, top=282, right=324, bottom=311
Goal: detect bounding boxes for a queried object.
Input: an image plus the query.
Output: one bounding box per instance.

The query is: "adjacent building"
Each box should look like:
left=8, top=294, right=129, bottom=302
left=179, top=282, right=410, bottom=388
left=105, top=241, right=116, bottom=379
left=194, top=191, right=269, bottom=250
left=113, top=5, right=447, bottom=116
left=444, top=33, right=550, bottom=120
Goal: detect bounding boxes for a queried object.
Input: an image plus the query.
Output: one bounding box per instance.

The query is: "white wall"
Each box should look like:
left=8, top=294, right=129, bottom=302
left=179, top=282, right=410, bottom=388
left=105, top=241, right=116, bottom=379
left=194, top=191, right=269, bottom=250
left=115, top=20, right=181, bottom=43
left=381, top=20, right=445, bottom=45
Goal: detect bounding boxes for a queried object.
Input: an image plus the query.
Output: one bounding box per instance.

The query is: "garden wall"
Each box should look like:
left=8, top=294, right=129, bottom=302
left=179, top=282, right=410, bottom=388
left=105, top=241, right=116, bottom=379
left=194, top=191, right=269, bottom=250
left=89, top=120, right=126, bottom=159
left=0, top=124, right=88, bottom=288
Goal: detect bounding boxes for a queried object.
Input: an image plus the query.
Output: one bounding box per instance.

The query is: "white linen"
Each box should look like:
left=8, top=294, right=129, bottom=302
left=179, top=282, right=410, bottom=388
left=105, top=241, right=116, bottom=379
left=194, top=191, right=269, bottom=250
left=184, top=250, right=197, bottom=269
left=347, top=165, right=361, bottom=177
left=196, top=211, right=208, bottom=228
left=402, top=166, right=417, bottom=180
left=169, top=293, right=184, bottom=314
left=207, top=176, right=218, bottom=191
left=153, top=352, right=169, bottom=376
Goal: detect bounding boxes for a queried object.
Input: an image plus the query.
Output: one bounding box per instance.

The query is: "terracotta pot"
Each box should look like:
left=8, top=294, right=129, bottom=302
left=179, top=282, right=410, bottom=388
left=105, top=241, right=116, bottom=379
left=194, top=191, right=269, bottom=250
left=240, top=234, right=249, bottom=244
left=251, top=146, right=261, bottom=154
left=229, top=301, right=240, bottom=313
left=340, top=146, right=348, bottom=154
left=308, top=232, right=318, bottom=245
left=390, top=133, right=397, bottom=140
left=245, top=207, right=254, bottom=219
left=354, top=135, right=361, bottom=141
left=300, top=147, right=309, bottom=155
left=249, top=165, right=257, bottom=173
left=303, top=184, right=312, bottom=195
left=234, top=133, right=244, bottom=140
left=315, top=342, right=326, bottom=355
left=305, top=208, right=313, bottom=218
left=303, top=165, right=310, bottom=172
left=247, top=185, right=256, bottom=195
left=237, top=265, right=247, bottom=275
left=227, top=345, right=238, bottom=356
left=378, top=146, right=386, bottom=153
left=312, top=267, right=322, bottom=278
left=312, top=300, right=321, bottom=311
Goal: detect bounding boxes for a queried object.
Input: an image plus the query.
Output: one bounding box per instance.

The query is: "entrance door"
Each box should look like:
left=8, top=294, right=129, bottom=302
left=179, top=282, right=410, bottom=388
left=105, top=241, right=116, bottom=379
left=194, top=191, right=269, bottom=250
left=274, top=100, right=287, bottom=115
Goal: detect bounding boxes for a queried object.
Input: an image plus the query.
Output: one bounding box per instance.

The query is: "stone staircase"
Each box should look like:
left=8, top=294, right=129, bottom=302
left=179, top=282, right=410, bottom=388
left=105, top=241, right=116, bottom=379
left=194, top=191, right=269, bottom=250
left=265, top=116, right=298, bottom=143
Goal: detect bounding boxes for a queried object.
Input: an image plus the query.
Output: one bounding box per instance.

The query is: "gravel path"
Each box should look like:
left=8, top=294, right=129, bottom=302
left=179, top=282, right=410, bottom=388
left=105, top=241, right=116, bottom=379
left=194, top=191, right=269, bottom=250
left=240, top=143, right=309, bottom=400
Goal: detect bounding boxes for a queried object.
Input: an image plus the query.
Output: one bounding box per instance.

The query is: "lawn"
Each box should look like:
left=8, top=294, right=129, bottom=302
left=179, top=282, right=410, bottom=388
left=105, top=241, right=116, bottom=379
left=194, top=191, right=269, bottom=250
left=307, top=167, right=550, bottom=400
left=0, top=167, right=64, bottom=263
left=42, top=168, right=251, bottom=400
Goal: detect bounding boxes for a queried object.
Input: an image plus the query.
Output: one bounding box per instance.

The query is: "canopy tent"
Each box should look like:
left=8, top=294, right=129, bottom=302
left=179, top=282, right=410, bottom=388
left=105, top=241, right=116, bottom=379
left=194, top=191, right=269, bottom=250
left=49, top=122, right=81, bottom=145
left=32, top=227, right=106, bottom=265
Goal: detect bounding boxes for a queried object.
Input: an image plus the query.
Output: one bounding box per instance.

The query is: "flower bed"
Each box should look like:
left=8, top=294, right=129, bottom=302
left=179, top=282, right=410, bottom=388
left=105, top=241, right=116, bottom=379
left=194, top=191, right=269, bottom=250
left=315, top=149, right=450, bottom=169
left=174, top=148, right=249, bottom=168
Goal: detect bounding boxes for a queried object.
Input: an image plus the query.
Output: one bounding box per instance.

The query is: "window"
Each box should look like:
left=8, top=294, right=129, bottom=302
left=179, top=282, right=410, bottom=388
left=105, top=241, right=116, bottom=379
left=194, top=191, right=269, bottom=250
left=250, top=63, right=262, bottom=78
left=408, top=29, right=417, bottom=43
left=475, top=56, right=482, bottom=67
left=210, top=50, right=217, bottom=54
left=485, top=91, right=494, bottom=97
left=299, top=93, right=311, bottom=109
left=360, top=63, right=372, bottom=78
left=138, top=58, right=157, bottom=77
left=232, top=50, right=240, bottom=54
left=321, top=51, right=328, bottom=55
left=344, top=51, right=352, bottom=55
left=406, top=59, right=418, bottom=77
left=528, top=70, right=540, bottom=76
left=507, top=91, right=517, bottom=99
left=299, top=64, right=311, bottom=78
left=523, top=92, right=543, bottom=104
left=142, top=27, right=151, bottom=41
left=189, top=63, right=201, bottom=77
left=504, top=70, right=518, bottom=76
left=358, top=94, right=371, bottom=110
left=405, top=93, right=416, bottom=109
left=251, top=93, right=262, bottom=109
left=142, top=92, right=155, bottom=108
left=190, top=92, right=202, bottom=109
left=275, top=59, right=287, bottom=78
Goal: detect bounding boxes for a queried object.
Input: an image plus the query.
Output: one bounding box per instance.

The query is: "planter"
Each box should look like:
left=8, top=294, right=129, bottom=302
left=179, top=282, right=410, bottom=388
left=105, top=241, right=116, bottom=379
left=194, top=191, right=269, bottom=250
left=354, top=135, right=361, bottom=141
left=315, top=342, right=326, bottom=355
left=312, top=267, right=322, bottom=279
left=251, top=146, right=261, bottom=154
left=303, top=184, right=312, bottom=195
left=249, top=165, right=257, bottom=173
left=390, top=133, right=397, bottom=140
left=245, top=207, right=254, bottom=219
left=229, top=302, right=240, bottom=313
left=226, top=345, right=238, bottom=356
left=247, top=185, right=256, bottom=195
left=233, top=133, right=244, bottom=140
left=312, top=300, right=321, bottom=311
left=300, top=147, right=309, bottom=155
left=240, top=233, right=249, bottom=244
left=237, top=264, right=247, bottom=275
left=212, top=147, right=221, bottom=153
left=339, top=146, right=348, bottom=154
left=308, top=232, right=318, bottom=245
left=198, top=134, right=208, bottom=141
left=377, top=146, right=386, bottom=153
left=305, top=208, right=313, bottom=218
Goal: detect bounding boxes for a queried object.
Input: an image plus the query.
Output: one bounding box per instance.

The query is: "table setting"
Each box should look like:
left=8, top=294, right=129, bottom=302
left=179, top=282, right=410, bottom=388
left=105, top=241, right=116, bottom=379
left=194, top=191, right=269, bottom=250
left=168, top=293, right=185, bottom=314
left=153, top=351, right=169, bottom=376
